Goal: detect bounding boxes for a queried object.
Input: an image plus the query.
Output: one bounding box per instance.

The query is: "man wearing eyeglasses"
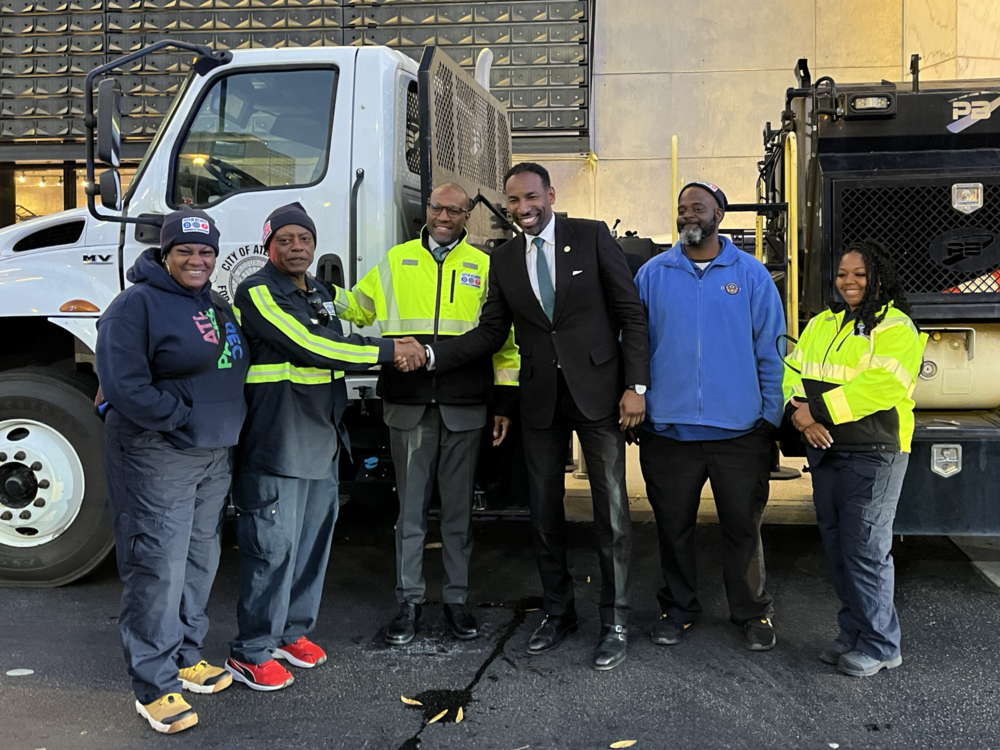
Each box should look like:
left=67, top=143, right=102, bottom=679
left=331, top=183, right=519, bottom=646
left=405, top=164, right=649, bottom=672
left=226, top=202, right=426, bottom=691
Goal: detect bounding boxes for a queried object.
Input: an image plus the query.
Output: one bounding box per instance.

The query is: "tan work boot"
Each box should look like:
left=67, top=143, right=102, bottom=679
left=135, top=693, right=198, bottom=734
left=179, top=660, right=233, bottom=694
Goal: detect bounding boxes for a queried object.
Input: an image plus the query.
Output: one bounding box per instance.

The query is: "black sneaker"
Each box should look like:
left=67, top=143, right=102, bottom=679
left=743, top=618, right=776, bottom=651
left=651, top=615, right=691, bottom=645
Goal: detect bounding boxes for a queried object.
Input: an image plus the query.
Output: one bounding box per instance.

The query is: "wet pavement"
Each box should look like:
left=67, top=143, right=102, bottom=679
left=3, top=509, right=1000, bottom=750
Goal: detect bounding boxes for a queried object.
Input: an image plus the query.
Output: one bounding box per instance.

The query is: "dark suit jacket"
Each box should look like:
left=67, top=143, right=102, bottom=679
left=432, top=217, right=650, bottom=430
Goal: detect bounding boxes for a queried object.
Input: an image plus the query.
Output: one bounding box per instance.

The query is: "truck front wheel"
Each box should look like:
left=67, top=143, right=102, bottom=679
left=0, top=368, right=114, bottom=586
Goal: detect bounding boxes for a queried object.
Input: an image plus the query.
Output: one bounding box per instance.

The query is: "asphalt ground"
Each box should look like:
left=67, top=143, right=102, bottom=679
left=3, top=508, right=1000, bottom=750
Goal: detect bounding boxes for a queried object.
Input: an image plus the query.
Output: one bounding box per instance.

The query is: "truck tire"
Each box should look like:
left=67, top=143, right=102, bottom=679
left=0, top=367, right=114, bottom=586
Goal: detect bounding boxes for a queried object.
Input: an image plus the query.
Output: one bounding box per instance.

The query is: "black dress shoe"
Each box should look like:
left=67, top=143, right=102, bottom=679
left=385, top=603, right=421, bottom=645
left=526, top=613, right=578, bottom=654
left=594, top=624, right=628, bottom=671
left=443, top=603, right=480, bottom=640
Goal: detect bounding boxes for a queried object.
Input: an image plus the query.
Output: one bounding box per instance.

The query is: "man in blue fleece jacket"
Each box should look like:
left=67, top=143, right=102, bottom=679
left=634, top=182, right=785, bottom=652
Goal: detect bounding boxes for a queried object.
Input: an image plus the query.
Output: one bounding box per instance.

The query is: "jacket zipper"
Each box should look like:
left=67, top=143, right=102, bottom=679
left=696, top=274, right=703, bottom=422
left=449, top=270, right=456, bottom=304
left=430, top=258, right=444, bottom=402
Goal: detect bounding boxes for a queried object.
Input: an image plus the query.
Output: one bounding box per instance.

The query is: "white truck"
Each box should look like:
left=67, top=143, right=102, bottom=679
left=0, top=42, right=513, bottom=586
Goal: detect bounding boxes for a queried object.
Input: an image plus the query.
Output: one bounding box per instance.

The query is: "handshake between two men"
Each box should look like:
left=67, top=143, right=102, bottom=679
left=391, top=336, right=427, bottom=372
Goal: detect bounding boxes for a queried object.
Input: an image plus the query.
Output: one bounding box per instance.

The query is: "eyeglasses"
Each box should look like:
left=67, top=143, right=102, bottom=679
left=427, top=202, right=469, bottom=218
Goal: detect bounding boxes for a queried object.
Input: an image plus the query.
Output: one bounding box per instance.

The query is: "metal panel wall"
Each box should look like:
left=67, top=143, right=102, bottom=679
left=0, top=0, right=590, bottom=148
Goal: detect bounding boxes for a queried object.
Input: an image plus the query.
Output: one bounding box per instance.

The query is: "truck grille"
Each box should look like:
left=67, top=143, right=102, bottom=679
left=836, top=181, right=1000, bottom=297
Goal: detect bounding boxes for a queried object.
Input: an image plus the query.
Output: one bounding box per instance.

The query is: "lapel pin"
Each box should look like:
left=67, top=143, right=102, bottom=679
left=563, top=245, right=571, bottom=252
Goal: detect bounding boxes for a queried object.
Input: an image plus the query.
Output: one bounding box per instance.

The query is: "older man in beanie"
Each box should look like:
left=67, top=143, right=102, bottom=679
left=98, top=206, right=248, bottom=733
left=226, top=203, right=425, bottom=691
left=633, top=182, right=786, bottom=652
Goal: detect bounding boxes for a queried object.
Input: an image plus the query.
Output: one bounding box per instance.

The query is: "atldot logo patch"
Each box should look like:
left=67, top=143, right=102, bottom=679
left=460, top=272, right=482, bottom=289
left=724, top=282, right=740, bottom=295
left=182, top=216, right=210, bottom=234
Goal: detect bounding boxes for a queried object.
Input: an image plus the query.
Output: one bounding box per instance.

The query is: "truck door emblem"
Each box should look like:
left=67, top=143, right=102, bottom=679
left=929, top=229, right=1000, bottom=274
left=948, top=95, right=1000, bottom=133
left=931, top=444, right=962, bottom=478
left=215, top=244, right=269, bottom=302
left=82, top=254, right=113, bottom=264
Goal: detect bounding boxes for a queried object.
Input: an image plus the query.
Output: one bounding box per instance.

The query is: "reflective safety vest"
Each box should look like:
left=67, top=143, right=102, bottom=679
left=782, top=304, right=928, bottom=453
left=333, top=228, right=519, bottom=406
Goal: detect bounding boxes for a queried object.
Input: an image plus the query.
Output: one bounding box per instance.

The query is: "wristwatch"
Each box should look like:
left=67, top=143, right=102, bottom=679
left=628, top=384, right=647, bottom=395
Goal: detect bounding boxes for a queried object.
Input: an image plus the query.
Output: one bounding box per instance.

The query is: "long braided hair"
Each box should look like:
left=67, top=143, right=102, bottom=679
left=837, top=239, right=913, bottom=335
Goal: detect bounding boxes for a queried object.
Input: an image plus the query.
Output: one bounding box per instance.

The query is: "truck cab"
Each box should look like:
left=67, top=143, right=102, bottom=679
left=0, top=43, right=511, bottom=585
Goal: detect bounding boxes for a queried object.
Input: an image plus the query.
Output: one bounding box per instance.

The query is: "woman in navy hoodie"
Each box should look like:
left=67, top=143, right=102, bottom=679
left=97, top=207, right=249, bottom=734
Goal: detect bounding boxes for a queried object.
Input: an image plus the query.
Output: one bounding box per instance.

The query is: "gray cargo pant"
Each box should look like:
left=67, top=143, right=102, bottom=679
left=104, top=410, right=232, bottom=705
left=229, top=450, right=340, bottom=664
left=811, top=450, right=909, bottom=661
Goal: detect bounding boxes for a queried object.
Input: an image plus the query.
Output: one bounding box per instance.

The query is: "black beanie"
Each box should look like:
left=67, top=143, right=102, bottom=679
left=261, top=202, right=317, bottom=250
left=680, top=181, right=728, bottom=212
left=159, top=206, right=220, bottom=257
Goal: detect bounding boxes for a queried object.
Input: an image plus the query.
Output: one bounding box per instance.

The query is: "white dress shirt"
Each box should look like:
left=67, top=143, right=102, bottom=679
left=525, top=213, right=557, bottom=305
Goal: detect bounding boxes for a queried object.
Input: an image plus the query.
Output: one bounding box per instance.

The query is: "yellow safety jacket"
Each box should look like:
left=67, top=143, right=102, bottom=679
left=782, top=304, right=928, bottom=453
left=333, top=227, right=519, bottom=406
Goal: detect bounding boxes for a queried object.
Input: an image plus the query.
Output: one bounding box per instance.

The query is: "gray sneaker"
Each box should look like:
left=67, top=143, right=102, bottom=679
left=837, top=649, right=903, bottom=677
left=818, top=639, right=854, bottom=665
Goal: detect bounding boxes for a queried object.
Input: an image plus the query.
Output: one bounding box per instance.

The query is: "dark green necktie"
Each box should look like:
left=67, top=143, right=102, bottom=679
left=534, top=236, right=555, bottom=321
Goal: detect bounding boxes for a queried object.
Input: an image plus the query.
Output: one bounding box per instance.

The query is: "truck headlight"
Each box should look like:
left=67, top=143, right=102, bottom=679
left=851, top=96, right=891, bottom=111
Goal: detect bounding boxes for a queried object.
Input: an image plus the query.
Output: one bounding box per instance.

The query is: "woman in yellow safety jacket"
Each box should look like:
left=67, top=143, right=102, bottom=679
left=782, top=239, right=927, bottom=679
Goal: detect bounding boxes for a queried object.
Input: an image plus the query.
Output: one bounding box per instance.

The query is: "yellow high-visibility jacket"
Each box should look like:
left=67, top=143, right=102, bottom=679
left=783, top=304, right=928, bottom=452
left=333, top=228, right=519, bottom=406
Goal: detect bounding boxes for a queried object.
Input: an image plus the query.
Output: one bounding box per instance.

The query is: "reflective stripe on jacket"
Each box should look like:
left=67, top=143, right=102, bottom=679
left=782, top=304, right=928, bottom=452
left=333, top=227, right=519, bottom=406
left=233, top=261, right=393, bottom=478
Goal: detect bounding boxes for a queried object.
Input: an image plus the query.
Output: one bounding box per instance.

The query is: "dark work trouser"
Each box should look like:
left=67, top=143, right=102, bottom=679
left=811, top=450, right=908, bottom=661
left=521, top=373, right=632, bottom=627
left=638, top=429, right=773, bottom=625
left=389, top=406, right=479, bottom=605
left=229, top=451, right=340, bottom=665
left=104, top=410, right=232, bottom=705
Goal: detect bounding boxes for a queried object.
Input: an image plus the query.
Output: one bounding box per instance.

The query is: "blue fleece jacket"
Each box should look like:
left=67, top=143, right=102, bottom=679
left=96, top=248, right=250, bottom=449
left=634, top=237, right=786, bottom=433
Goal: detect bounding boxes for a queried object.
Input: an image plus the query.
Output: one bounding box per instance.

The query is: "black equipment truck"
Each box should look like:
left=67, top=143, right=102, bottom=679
left=759, top=58, right=1000, bottom=534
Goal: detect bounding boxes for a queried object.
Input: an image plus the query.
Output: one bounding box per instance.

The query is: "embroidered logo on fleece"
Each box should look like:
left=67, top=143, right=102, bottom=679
left=181, top=216, right=211, bottom=235
left=724, top=282, right=739, bottom=295
left=459, top=272, right=482, bottom=289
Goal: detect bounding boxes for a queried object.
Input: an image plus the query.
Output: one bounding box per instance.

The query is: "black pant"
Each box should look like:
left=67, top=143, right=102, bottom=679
left=639, top=428, right=773, bottom=625
left=521, top=372, right=632, bottom=626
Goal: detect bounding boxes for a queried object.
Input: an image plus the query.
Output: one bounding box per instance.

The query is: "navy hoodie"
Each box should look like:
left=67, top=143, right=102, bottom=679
left=96, top=248, right=250, bottom=449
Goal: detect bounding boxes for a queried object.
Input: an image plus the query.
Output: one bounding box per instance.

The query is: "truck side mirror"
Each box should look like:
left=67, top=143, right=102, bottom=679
left=99, top=169, right=122, bottom=211
left=97, top=78, right=122, bottom=168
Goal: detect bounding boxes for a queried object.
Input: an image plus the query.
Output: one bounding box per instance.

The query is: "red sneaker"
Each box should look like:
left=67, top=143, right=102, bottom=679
left=225, top=657, right=294, bottom=692
left=274, top=637, right=328, bottom=668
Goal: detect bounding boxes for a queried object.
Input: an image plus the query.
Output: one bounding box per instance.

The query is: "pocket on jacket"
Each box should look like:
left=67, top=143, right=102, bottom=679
left=589, top=342, right=617, bottom=366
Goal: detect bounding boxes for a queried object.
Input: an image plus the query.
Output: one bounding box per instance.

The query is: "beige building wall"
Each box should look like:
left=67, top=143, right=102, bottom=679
left=536, top=0, right=1000, bottom=239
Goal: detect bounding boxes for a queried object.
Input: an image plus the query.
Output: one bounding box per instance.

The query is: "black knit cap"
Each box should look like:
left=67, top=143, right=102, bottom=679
left=261, top=202, right=317, bottom=249
left=680, top=181, right=728, bottom=212
left=159, top=206, right=220, bottom=256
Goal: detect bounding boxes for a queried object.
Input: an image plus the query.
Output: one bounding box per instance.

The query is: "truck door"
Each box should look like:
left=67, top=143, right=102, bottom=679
left=121, top=56, right=356, bottom=304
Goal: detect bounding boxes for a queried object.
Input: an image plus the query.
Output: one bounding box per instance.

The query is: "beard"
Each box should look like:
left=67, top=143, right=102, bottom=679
left=678, top=216, right=718, bottom=247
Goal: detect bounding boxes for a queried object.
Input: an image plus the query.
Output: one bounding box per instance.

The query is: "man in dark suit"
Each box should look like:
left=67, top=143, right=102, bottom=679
left=405, top=163, right=650, bottom=671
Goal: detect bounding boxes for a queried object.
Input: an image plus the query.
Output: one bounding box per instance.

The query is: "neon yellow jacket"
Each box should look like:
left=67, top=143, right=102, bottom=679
left=333, top=228, right=519, bottom=406
left=783, top=304, right=928, bottom=452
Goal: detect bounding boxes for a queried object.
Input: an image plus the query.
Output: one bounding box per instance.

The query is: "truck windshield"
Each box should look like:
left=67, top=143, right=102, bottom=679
left=171, top=67, right=337, bottom=208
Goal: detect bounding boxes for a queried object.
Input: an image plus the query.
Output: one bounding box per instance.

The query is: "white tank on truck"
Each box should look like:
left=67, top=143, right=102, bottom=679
left=0, top=42, right=513, bottom=586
